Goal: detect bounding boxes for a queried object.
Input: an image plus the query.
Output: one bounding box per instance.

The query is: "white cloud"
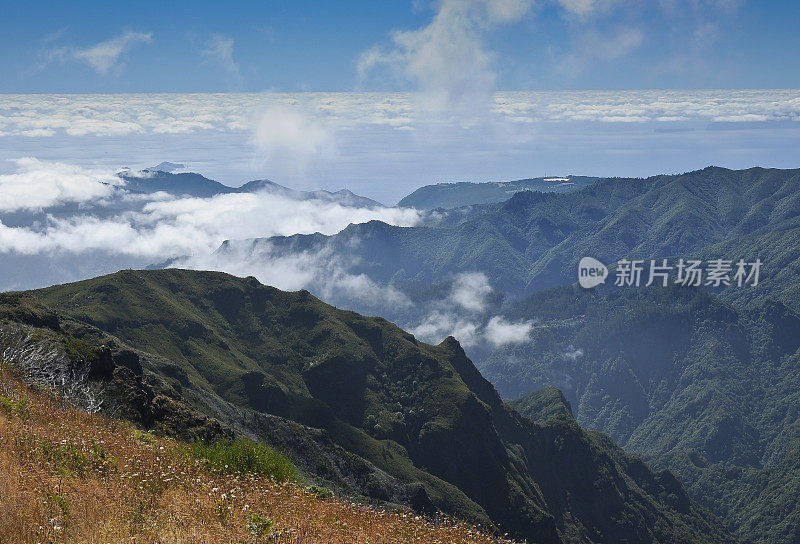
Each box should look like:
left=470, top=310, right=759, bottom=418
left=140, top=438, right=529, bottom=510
left=47, top=31, right=153, bottom=74
left=408, top=273, right=533, bottom=348
left=410, top=311, right=480, bottom=347
left=251, top=104, right=335, bottom=174
left=563, top=346, right=583, bottom=360
left=0, top=158, right=121, bottom=211
left=358, top=0, right=532, bottom=116
left=449, top=271, right=492, bottom=311
left=485, top=315, right=534, bottom=347
left=0, top=162, right=422, bottom=259
left=202, top=34, right=239, bottom=75
left=408, top=271, right=492, bottom=345
left=177, top=241, right=412, bottom=310
left=410, top=311, right=534, bottom=349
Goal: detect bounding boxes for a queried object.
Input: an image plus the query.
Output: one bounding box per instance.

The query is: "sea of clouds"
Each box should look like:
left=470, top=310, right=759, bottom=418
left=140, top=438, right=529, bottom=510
left=3, top=90, right=799, bottom=138
left=0, top=158, right=422, bottom=258
left=3, top=90, right=799, bottom=204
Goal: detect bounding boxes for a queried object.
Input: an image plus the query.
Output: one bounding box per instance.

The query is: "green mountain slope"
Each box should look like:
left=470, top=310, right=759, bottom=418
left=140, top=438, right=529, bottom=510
left=480, top=285, right=800, bottom=544
left=10, top=268, right=729, bottom=544
left=509, top=386, right=574, bottom=424
left=238, top=166, right=800, bottom=308
left=398, top=177, right=601, bottom=209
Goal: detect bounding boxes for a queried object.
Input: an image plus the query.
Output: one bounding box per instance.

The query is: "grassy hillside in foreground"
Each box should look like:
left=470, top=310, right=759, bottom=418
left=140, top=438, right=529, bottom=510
left=0, top=370, right=516, bottom=544
left=14, top=268, right=729, bottom=543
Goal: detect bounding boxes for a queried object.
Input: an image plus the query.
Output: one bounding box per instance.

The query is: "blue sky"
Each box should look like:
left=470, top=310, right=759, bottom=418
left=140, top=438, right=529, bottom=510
left=1, top=1, right=799, bottom=205
left=2, top=0, right=799, bottom=93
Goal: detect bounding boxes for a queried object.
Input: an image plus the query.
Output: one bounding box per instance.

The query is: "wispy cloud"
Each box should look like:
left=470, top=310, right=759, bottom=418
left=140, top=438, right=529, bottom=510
left=179, top=242, right=413, bottom=310
left=408, top=272, right=533, bottom=348
left=200, top=34, right=239, bottom=77
left=358, top=0, right=532, bottom=116
left=552, top=23, right=644, bottom=75
left=563, top=346, right=584, bottom=360
left=548, top=0, right=746, bottom=79
left=251, top=104, right=335, bottom=176
left=44, top=30, right=153, bottom=75
left=555, top=0, right=611, bottom=16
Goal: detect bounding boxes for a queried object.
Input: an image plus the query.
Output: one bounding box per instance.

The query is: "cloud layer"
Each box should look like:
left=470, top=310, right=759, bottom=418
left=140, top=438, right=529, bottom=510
left=2, top=90, right=799, bottom=139
left=0, top=160, right=422, bottom=258
left=0, top=158, right=121, bottom=211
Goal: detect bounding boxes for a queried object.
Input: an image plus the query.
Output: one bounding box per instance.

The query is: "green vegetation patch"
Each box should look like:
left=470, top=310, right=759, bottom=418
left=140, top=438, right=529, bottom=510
left=188, top=438, right=296, bottom=482
left=40, top=439, right=117, bottom=478
left=0, top=393, right=29, bottom=420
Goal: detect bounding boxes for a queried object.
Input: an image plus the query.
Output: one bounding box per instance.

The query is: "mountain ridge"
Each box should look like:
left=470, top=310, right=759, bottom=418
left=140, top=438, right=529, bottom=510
left=217, top=166, right=800, bottom=308
left=398, top=176, right=602, bottom=209
left=4, top=267, right=730, bottom=544
left=120, top=170, right=386, bottom=208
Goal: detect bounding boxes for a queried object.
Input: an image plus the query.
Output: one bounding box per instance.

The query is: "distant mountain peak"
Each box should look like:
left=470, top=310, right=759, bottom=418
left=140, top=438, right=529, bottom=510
left=113, top=170, right=384, bottom=208
left=146, top=161, right=186, bottom=173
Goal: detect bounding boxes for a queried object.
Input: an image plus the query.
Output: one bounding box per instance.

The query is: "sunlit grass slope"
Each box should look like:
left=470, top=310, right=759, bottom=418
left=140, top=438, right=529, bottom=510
left=0, top=370, right=515, bottom=544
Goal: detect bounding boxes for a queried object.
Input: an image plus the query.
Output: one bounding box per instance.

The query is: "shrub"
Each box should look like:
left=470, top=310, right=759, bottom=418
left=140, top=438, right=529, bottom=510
left=247, top=512, right=274, bottom=536
left=306, top=484, right=333, bottom=499
left=52, top=490, right=70, bottom=519
left=61, top=336, right=98, bottom=364
left=132, top=429, right=155, bottom=445
left=0, top=394, right=29, bottom=420
left=1, top=325, right=103, bottom=413
left=0, top=395, right=14, bottom=419
left=188, top=438, right=296, bottom=482
left=40, top=439, right=116, bottom=478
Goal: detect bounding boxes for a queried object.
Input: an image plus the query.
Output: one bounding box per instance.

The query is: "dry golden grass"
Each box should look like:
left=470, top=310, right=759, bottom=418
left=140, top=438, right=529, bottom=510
left=0, top=370, right=518, bottom=544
